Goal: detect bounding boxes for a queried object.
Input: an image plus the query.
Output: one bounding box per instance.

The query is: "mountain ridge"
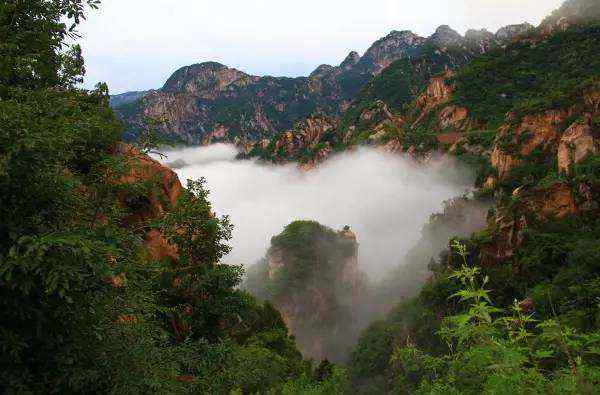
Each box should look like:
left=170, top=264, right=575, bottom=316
left=113, top=21, right=533, bottom=145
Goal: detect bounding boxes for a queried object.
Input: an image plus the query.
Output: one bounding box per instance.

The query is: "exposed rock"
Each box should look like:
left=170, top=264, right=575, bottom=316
left=162, top=62, right=248, bottom=98
left=516, top=109, right=569, bottom=156
left=358, top=30, right=426, bottom=75
left=113, top=143, right=183, bottom=262
left=263, top=222, right=363, bottom=362
left=558, top=120, right=597, bottom=174
left=430, top=25, right=463, bottom=48
left=340, top=51, right=360, bottom=70
left=309, top=64, right=335, bottom=78
left=248, top=112, right=339, bottom=168
left=465, top=29, right=495, bottom=53
left=116, top=29, right=431, bottom=144
left=436, top=131, right=464, bottom=146
left=540, top=184, right=578, bottom=219
left=438, top=105, right=469, bottom=131
left=491, top=146, right=521, bottom=180
left=109, top=90, right=150, bottom=108
left=540, top=0, right=600, bottom=36
left=411, top=71, right=456, bottom=128
left=495, top=23, right=534, bottom=42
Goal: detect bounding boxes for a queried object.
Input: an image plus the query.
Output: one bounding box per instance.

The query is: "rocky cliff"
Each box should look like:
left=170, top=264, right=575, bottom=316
left=245, top=221, right=364, bottom=362
left=346, top=3, right=600, bottom=391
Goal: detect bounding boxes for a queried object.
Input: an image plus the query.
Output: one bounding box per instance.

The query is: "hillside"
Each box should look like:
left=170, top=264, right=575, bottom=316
left=244, top=23, right=533, bottom=166
left=4, top=0, right=600, bottom=393
left=343, top=1, right=600, bottom=392
left=113, top=31, right=426, bottom=144
left=0, top=3, right=351, bottom=393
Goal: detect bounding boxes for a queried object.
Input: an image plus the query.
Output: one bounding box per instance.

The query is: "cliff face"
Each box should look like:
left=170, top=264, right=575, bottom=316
left=111, top=143, right=183, bottom=263
left=246, top=221, right=364, bottom=362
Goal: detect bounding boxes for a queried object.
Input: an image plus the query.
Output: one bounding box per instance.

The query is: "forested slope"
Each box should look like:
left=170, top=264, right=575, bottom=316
left=0, top=2, right=349, bottom=393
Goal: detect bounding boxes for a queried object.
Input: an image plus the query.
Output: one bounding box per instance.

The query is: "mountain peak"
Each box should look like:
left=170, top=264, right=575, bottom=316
left=340, top=51, right=360, bottom=70
left=309, top=64, right=335, bottom=78
left=430, top=25, right=463, bottom=46
left=465, top=28, right=493, bottom=40
left=495, top=23, right=534, bottom=42
left=162, top=62, right=247, bottom=95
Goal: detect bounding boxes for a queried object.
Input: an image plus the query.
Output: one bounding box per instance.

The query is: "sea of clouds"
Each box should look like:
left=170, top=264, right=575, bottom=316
left=156, top=144, right=474, bottom=278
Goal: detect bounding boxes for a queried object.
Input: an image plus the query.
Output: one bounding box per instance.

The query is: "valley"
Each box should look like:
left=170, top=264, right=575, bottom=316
left=2, top=0, right=600, bottom=393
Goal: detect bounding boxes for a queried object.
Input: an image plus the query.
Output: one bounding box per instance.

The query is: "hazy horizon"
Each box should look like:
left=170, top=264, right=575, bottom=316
left=79, top=0, right=563, bottom=94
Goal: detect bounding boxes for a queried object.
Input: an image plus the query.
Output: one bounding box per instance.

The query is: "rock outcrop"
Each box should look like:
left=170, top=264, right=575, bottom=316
left=112, top=143, right=183, bottom=262
left=115, top=20, right=527, bottom=148
left=558, top=120, right=598, bottom=174
left=249, top=221, right=364, bottom=362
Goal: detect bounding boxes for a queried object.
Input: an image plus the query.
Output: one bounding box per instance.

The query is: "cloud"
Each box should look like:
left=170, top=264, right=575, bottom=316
left=157, top=144, right=475, bottom=278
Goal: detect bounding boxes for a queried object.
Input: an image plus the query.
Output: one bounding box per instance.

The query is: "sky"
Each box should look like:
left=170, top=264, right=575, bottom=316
left=78, top=0, right=564, bottom=94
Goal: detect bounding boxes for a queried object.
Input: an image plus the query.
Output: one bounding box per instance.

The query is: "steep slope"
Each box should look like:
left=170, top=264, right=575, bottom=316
left=347, top=1, right=600, bottom=392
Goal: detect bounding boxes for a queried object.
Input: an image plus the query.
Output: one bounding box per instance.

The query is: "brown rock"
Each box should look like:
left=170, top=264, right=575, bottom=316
left=540, top=184, right=577, bottom=219
left=517, top=110, right=567, bottom=156
left=558, top=121, right=597, bottom=174
left=491, top=146, right=521, bottom=180
left=113, top=143, right=183, bottom=262
left=436, top=131, right=464, bottom=146
left=439, top=105, right=469, bottom=130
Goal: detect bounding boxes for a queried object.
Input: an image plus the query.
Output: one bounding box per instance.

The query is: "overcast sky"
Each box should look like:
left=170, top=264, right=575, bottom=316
left=79, top=0, right=563, bottom=94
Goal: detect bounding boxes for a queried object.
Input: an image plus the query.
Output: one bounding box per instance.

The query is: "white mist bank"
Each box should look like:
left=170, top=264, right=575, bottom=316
left=157, top=144, right=474, bottom=277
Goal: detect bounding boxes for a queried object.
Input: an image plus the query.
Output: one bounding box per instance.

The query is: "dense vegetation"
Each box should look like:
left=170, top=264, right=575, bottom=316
left=0, top=2, right=348, bottom=393
left=345, top=2, right=600, bottom=392
left=340, top=42, right=472, bottom=134
left=453, top=23, right=600, bottom=127
left=4, top=0, right=600, bottom=394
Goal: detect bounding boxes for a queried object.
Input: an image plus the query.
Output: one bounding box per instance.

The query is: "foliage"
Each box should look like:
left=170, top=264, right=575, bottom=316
left=453, top=23, right=600, bottom=127
left=352, top=241, right=600, bottom=394
left=0, top=2, right=338, bottom=393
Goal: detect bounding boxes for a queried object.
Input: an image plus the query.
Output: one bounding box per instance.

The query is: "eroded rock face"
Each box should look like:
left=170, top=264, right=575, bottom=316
left=516, top=110, right=568, bottom=156
left=540, top=0, right=600, bottom=37
left=358, top=30, right=427, bottom=74
left=262, top=222, right=363, bottom=362
left=491, top=146, right=521, bottom=180
left=558, top=120, right=597, bottom=174
left=411, top=71, right=471, bottom=132
left=113, top=143, right=183, bottom=262
left=162, top=62, right=249, bottom=98
left=495, top=23, right=534, bottom=42
left=540, top=183, right=578, bottom=219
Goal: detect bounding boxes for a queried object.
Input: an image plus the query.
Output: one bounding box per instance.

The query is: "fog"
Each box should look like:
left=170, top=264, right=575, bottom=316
left=157, top=144, right=475, bottom=278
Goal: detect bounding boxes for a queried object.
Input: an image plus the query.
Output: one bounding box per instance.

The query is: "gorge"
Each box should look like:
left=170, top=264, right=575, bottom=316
left=2, top=0, right=600, bottom=393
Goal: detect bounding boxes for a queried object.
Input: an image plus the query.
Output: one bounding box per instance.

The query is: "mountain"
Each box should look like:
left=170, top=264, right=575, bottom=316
left=109, top=90, right=149, bottom=107
left=343, top=2, right=600, bottom=392
left=246, top=23, right=533, bottom=166
left=114, top=25, right=519, bottom=145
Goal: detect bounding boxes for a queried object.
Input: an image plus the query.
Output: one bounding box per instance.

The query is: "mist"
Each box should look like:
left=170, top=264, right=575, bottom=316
left=157, top=144, right=475, bottom=278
